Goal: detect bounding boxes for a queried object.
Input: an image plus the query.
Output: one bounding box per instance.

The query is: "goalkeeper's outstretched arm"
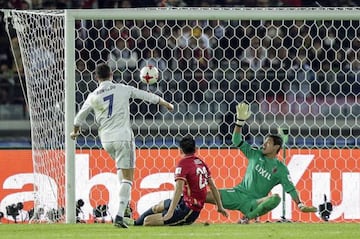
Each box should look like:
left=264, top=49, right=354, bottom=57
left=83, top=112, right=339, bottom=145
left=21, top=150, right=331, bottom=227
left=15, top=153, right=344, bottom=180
left=235, top=102, right=251, bottom=127
left=232, top=102, right=251, bottom=146
left=289, top=189, right=317, bottom=213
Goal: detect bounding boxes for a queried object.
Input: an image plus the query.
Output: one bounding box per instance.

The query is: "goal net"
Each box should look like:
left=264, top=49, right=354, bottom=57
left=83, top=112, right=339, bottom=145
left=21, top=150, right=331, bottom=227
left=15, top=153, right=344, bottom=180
left=4, top=7, right=360, bottom=223
left=4, top=10, right=67, bottom=222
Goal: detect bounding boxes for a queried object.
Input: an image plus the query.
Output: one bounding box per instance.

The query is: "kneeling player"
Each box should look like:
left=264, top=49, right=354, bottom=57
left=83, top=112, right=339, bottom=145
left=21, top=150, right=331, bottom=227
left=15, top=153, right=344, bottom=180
left=135, top=136, right=228, bottom=226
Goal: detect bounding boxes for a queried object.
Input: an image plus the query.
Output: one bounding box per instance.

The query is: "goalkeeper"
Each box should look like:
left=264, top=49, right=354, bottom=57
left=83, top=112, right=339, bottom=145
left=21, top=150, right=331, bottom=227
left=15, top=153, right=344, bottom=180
left=206, top=102, right=316, bottom=223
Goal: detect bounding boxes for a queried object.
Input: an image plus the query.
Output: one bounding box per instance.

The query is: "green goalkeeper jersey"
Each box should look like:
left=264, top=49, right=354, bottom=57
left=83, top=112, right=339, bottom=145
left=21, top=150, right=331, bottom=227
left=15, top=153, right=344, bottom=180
left=232, top=132, right=296, bottom=199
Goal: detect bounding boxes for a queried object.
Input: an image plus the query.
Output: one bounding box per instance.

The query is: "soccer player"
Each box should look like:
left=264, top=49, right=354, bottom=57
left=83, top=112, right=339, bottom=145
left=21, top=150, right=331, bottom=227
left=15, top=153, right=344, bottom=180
left=206, top=102, right=316, bottom=223
left=70, top=63, right=174, bottom=228
left=134, top=136, right=228, bottom=226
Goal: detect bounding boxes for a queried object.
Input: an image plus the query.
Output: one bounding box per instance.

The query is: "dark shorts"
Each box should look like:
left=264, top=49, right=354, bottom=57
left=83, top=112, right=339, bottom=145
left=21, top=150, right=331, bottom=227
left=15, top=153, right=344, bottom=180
left=162, top=198, right=200, bottom=226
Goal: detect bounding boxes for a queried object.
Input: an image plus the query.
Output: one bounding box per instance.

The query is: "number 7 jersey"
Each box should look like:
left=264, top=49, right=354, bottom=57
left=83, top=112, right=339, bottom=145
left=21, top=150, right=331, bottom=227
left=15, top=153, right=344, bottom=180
left=174, top=155, right=211, bottom=212
left=74, top=81, right=160, bottom=142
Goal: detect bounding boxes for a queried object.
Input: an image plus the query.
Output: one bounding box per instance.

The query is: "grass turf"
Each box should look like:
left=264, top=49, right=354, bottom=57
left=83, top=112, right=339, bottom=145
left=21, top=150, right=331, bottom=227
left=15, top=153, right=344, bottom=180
left=1, top=222, right=359, bottom=239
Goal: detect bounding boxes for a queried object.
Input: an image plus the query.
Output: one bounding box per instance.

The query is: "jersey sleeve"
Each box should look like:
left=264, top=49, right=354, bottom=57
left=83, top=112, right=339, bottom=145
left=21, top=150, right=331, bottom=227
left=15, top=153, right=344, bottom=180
left=174, top=159, right=188, bottom=182
left=232, top=131, right=243, bottom=146
left=129, top=85, right=160, bottom=104
left=279, top=164, right=297, bottom=194
left=233, top=132, right=260, bottom=162
left=74, top=93, right=94, bottom=126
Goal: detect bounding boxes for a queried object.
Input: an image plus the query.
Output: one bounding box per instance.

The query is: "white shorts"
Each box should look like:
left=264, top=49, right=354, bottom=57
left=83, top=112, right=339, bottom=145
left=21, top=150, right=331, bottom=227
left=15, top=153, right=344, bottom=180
left=102, top=141, right=136, bottom=169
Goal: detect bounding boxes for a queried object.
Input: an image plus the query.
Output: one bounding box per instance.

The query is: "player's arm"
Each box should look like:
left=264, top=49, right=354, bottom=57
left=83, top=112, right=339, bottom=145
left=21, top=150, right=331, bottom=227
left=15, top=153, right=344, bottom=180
left=288, top=189, right=317, bottom=213
left=158, top=97, right=174, bottom=111
left=232, top=102, right=251, bottom=146
left=70, top=96, right=93, bottom=140
left=163, top=179, right=184, bottom=221
left=282, top=170, right=317, bottom=213
left=70, top=125, right=81, bottom=140
left=231, top=102, right=260, bottom=160
left=207, top=178, right=228, bottom=218
left=130, top=86, right=174, bottom=111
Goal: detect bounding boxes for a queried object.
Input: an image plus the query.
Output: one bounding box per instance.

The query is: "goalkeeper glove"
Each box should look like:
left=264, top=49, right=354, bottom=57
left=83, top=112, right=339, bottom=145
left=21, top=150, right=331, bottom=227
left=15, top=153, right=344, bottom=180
left=235, top=102, right=251, bottom=126
left=298, top=202, right=317, bottom=213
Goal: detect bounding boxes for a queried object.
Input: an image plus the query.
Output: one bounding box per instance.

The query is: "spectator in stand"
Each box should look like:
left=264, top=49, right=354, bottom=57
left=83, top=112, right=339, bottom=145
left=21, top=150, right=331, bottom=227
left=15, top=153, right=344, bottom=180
left=139, top=48, right=167, bottom=72
left=107, top=39, right=138, bottom=71
left=280, top=0, right=302, bottom=6
left=240, top=37, right=267, bottom=72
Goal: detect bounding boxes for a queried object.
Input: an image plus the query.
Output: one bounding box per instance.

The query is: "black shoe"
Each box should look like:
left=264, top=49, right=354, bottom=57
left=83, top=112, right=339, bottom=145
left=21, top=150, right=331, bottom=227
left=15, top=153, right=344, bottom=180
left=114, top=215, right=128, bottom=228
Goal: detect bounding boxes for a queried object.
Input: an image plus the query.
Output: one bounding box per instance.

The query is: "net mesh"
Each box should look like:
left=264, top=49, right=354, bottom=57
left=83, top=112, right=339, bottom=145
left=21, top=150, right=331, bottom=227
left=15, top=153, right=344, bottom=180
left=10, top=10, right=66, bottom=221
left=7, top=8, right=360, bottom=223
left=75, top=17, right=359, bottom=149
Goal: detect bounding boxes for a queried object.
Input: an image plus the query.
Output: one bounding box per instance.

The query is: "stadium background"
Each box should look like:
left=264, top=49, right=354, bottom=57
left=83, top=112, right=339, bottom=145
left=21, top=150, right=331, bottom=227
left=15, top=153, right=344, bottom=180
left=0, top=0, right=359, bottom=224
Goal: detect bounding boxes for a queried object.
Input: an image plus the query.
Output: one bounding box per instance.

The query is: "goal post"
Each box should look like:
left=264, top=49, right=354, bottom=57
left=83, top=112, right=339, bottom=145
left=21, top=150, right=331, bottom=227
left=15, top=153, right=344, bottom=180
left=3, top=7, right=360, bottom=224
left=64, top=11, right=76, bottom=224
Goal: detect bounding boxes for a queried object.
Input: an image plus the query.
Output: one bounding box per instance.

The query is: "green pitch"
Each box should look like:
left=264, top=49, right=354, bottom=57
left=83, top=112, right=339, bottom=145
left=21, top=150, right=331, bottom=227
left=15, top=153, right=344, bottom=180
left=1, top=223, right=359, bottom=239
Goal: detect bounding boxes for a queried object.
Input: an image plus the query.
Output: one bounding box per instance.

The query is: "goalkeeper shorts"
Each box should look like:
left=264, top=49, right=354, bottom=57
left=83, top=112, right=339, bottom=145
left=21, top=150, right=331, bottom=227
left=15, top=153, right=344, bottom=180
left=219, top=188, right=258, bottom=216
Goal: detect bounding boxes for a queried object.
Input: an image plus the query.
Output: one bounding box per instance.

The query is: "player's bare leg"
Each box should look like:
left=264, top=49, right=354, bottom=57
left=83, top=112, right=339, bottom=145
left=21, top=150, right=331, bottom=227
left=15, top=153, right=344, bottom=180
left=135, top=200, right=166, bottom=225
left=143, top=213, right=165, bottom=226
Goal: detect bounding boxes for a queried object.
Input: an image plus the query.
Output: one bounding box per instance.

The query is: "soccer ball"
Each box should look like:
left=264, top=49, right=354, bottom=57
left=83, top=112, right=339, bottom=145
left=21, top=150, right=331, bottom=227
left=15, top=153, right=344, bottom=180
left=139, top=65, right=159, bottom=85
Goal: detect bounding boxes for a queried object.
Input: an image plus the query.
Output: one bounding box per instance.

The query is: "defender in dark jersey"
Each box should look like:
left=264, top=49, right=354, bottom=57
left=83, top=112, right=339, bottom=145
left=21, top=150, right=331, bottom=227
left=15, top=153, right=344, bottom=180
left=206, top=103, right=316, bottom=223
left=135, top=136, right=228, bottom=226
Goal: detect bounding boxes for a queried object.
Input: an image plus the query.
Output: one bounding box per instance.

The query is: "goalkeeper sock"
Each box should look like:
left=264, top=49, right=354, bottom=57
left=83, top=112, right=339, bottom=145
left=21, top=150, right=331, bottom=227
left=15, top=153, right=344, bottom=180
left=134, top=207, right=155, bottom=226
left=117, top=179, right=132, bottom=218
left=246, top=195, right=281, bottom=220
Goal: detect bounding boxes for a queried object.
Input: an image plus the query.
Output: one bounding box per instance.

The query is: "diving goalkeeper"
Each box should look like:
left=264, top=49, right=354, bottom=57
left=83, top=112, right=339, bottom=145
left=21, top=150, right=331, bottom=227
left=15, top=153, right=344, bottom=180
left=206, top=102, right=317, bottom=223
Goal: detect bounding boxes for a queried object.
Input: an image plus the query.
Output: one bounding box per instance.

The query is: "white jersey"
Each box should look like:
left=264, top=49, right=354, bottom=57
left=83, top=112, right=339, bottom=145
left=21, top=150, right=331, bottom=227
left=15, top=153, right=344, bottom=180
left=74, top=80, right=160, bottom=142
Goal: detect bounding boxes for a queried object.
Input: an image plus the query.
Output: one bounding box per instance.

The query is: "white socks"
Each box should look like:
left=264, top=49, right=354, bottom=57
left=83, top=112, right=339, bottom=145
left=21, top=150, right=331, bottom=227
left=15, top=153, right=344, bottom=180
left=117, top=179, right=132, bottom=217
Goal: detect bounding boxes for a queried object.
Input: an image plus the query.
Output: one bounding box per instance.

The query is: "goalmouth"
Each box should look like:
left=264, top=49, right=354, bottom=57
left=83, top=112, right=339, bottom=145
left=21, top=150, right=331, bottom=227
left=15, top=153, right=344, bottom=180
left=2, top=7, right=359, bottom=223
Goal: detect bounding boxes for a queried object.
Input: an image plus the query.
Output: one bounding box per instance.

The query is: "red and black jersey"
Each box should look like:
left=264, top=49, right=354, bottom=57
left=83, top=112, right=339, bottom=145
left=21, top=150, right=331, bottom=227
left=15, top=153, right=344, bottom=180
left=174, top=154, right=211, bottom=211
